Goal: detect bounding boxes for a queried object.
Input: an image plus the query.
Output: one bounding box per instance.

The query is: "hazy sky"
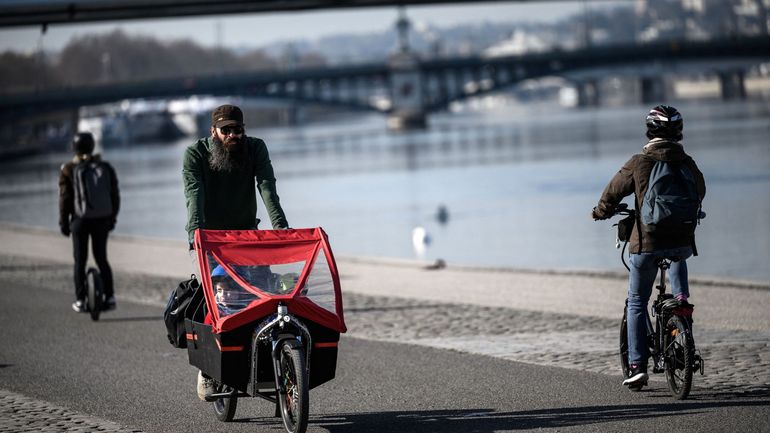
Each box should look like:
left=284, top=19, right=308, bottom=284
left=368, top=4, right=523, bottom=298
left=0, top=1, right=603, bottom=54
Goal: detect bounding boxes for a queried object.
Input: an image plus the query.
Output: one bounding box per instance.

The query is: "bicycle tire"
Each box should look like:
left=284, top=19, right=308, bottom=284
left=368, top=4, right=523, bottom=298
left=86, top=268, right=103, bottom=322
left=619, top=306, right=630, bottom=379
left=663, top=314, right=694, bottom=400
left=212, top=383, right=238, bottom=422
left=278, top=339, right=309, bottom=433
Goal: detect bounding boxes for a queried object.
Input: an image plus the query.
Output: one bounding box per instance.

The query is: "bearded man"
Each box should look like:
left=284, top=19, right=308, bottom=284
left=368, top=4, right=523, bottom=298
left=183, top=104, right=289, bottom=246
left=182, top=104, right=290, bottom=400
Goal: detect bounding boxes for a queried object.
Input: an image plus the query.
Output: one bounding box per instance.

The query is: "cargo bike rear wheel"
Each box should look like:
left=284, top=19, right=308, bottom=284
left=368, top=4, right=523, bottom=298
left=212, top=382, right=238, bottom=422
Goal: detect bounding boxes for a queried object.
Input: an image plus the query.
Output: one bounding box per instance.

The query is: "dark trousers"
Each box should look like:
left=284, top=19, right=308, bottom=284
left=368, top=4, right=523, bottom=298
left=71, top=217, right=114, bottom=300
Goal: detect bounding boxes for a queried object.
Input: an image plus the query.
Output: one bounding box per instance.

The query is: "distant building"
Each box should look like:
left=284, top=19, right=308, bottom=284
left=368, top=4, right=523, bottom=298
left=635, top=0, right=768, bottom=42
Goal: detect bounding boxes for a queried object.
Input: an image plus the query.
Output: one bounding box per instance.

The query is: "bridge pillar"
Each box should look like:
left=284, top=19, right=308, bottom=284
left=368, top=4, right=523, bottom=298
left=719, top=70, right=746, bottom=100
left=387, top=52, right=426, bottom=130
left=576, top=79, right=600, bottom=107
left=640, top=76, right=667, bottom=105
left=387, top=7, right=426, bottom=130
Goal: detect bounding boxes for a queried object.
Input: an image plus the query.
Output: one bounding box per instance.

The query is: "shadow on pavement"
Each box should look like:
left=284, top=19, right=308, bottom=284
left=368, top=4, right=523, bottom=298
left=237, top=399, right=770, bottom=432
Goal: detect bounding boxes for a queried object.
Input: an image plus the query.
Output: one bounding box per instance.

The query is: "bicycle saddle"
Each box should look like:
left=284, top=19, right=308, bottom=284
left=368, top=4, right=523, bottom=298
left=655, top=256, right=683, bottom=268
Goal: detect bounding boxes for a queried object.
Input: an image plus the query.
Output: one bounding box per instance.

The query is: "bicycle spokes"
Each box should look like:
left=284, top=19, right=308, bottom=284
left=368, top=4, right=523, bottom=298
left=282, top=358, right=299, bottom=422
left=665, top=332, right=686, bottom=368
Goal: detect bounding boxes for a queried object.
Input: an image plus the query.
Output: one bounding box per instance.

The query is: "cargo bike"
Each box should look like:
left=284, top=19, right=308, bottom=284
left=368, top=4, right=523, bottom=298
left=184, top=228, right=347, bottom=433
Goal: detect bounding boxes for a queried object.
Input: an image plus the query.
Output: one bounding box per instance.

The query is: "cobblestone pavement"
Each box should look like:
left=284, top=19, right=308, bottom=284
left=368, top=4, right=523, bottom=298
left=1, top=253, right=769, bottom=431
left=0, top=389, right=144, bottom=433
left=342, top=293, right=770, bottom=395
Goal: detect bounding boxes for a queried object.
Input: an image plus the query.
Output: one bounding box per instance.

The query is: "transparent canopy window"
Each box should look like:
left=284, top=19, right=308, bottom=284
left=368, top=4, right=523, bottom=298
left=303, top=249, right=336, bottom=314
left=207, top=250, right=305, bottom=298
left=231, top=261, right=305, bottom=296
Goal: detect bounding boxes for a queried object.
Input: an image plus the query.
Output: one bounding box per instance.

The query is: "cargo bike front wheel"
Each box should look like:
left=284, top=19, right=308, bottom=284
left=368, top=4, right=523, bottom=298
left=277, top=339, right=309, bottom=433
left=205, top=319, right=310, bottom=433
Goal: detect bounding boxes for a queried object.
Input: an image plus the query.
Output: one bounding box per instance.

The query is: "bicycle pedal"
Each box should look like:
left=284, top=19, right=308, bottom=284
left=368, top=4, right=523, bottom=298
left=654, top=358, right=665, bottom=374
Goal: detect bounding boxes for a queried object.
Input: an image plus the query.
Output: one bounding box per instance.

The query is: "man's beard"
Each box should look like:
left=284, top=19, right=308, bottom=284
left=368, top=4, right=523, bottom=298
left=209, top=135, right=248, bottom=172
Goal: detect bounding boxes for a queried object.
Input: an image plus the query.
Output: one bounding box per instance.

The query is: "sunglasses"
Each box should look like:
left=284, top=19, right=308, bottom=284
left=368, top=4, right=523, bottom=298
left=219, top=126, right=244, bottom=136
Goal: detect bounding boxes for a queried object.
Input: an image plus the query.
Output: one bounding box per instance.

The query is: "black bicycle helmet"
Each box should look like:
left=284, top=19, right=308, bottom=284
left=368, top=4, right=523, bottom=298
left=72, top=132, right=95, bottom=154
left=646, top=105, right=683, bottom=141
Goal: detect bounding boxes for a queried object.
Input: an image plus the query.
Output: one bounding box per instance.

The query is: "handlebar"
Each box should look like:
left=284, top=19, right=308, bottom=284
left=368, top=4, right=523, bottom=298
left=600, top=203, right=705, bottom=220
left=591, top=203, right=633, bottom=220
left=612, top=203, right=633, bottom=217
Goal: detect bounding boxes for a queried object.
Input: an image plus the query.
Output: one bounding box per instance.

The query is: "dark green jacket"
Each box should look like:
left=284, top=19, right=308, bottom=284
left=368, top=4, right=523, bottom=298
left=183, top=136, right=288, bottom=242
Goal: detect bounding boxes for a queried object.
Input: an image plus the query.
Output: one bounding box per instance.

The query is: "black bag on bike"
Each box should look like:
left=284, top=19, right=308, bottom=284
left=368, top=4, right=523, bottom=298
left=163, top=275, right=201, bottom=348
left=615, top=210, right=636, bottom=242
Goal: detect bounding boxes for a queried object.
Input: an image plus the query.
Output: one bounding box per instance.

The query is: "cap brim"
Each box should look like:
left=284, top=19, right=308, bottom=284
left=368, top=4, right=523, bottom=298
left=214, top=120, right=242, bottom=128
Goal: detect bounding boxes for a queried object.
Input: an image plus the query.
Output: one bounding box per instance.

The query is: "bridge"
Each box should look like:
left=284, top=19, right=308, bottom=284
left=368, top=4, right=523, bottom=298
left=0, top=0, right=589, bottom=28
left=2, top=35, right=769, bottom=129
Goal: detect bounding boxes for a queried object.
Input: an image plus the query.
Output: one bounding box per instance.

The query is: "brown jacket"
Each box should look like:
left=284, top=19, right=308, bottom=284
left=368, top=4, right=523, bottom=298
left=593, top=138, right=706, bottom=253
left=59, top=154, right=120, bottom=230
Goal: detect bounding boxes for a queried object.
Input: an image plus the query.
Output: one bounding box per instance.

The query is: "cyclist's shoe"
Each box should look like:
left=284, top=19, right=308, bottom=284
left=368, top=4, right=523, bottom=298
left=72, top=299, right=87, bottom=313
left=197, top=371, right=216, bottom=401
left=623, top=364, right=648, bottom=387
left=104, top=296, right=117, bottom=311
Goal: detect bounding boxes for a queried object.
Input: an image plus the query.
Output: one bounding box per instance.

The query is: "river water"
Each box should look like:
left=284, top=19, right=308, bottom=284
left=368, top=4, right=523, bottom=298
left=1, top=99, right=769, bottom=282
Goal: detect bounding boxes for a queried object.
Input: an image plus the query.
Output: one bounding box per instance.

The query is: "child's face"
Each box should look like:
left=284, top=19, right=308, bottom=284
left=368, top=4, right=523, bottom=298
left=215, top=282, right=230, bottom=305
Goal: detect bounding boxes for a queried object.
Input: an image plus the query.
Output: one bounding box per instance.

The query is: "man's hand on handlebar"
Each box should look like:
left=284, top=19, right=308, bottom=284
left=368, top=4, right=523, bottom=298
left=592, top=203, right=629, bottom=220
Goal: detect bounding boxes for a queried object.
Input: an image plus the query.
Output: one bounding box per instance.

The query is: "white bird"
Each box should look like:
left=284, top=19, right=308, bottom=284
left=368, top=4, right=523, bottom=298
left=411, top=226, right=431, bottom=260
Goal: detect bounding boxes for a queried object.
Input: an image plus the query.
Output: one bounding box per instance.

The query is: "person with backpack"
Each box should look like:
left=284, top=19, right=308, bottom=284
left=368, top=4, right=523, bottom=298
left=183, top=104, right=289, bottom=400
left=591, top=105, right=706, bottom=387
left=59, top=132, right=120, bottom=313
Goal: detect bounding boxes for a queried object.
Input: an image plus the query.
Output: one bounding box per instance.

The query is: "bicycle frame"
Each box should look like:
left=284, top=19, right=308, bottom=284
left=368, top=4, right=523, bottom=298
left=648, top=260, right=672, bottom=373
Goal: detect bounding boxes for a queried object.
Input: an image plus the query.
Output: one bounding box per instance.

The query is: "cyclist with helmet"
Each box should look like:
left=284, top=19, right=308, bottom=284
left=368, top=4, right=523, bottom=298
left=59, top=132, right=120, bottom=312
left=591, top=105, right=705, bottom=388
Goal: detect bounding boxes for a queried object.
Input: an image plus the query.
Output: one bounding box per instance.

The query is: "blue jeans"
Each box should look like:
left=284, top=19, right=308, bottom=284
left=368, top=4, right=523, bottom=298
left=626, top=246, right=693, bottom=365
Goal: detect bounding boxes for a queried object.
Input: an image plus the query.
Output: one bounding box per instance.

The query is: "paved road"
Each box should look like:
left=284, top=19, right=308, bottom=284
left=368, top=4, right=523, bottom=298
left=2, top=272, right=770, bottom=432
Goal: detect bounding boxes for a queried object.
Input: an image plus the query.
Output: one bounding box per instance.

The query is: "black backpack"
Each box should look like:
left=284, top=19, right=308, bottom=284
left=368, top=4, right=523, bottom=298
left=73, top=160, right=113, bottom=219
left=640, top=160, right=700, bottom=236
left=163, top=275, right=201, bottom=348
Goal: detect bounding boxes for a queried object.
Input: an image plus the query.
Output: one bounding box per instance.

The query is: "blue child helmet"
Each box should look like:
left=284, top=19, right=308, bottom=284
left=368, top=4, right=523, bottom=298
left=211, top=265, right=227, bottom=278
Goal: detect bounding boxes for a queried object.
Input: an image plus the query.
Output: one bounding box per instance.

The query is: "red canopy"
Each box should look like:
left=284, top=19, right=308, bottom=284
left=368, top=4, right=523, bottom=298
left=194, top=228, right=346, bottom=334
